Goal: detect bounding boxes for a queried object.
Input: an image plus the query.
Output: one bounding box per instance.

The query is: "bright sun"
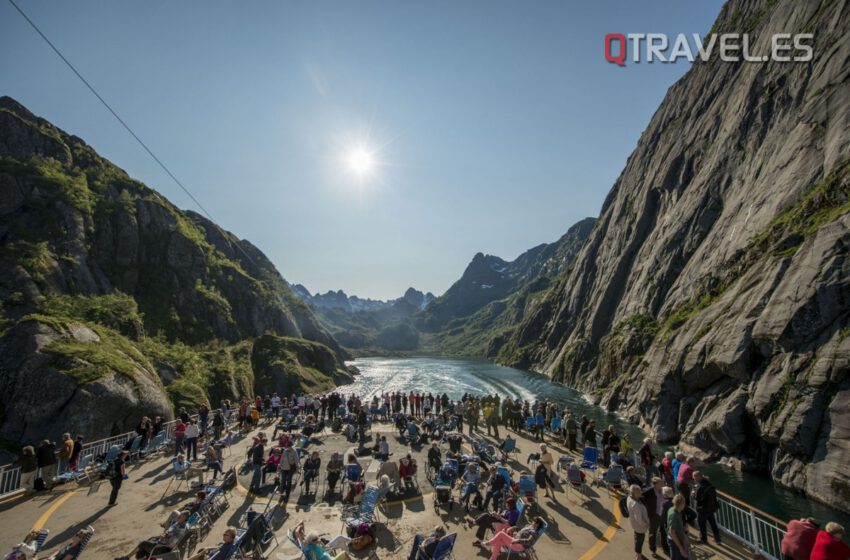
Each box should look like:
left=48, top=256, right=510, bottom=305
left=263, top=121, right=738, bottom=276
left=346, top=147, right=375, bottom=175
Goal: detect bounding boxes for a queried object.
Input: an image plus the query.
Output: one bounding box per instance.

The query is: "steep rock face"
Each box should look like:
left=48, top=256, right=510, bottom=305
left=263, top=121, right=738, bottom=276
left=507, top=0, right=850, bottom=512
left=419, top=217, right=595, bottom=331
left=0, top=319, right=173, bottom=443
left=0, top=97, right=352, bottom=443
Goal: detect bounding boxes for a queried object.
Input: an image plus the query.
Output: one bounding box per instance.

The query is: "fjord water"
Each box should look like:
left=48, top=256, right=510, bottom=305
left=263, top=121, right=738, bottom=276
left=348, top=356, right=850, bottom=527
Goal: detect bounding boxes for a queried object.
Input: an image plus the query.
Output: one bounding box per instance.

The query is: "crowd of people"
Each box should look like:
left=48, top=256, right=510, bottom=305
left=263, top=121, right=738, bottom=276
left=6, top=388, right=850, bottom=560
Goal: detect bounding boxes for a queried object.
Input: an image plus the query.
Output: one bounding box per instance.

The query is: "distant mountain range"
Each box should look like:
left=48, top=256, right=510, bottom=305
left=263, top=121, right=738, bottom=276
left=291, top=285, right=435, bottom=313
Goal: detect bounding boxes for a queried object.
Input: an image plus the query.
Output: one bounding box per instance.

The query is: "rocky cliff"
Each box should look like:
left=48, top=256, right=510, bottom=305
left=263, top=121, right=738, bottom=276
left=501, top=0, right=850, bottom=512
left=0, top=97, right=351, bottom=445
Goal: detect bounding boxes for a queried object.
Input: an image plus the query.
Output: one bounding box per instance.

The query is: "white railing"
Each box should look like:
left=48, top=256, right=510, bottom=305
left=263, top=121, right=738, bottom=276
left=716, top=490, right=787, bottom=559
left=0, top=410, right=225, bottom=501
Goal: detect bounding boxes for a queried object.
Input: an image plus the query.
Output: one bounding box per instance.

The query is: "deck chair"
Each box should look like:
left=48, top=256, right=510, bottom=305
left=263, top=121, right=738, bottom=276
left=73, top=526, right=94, bottom=559
left=517, top=474, right=537, bottom=512
left=566, top=463, right=588, bottom=501
left=417, top=532, right=457, bottom=560
left=601, top=464, right=624, bottom=496
left=499, top=437, right=518, bottom=462
left=161, top=459, right=190, bottom=499
left=98, top=445, right=120, bottom=475
left=341, top=485, right=382, bottom=529
left=33, top=528, right=50, bottom=554
left=557, top=455, right=573, bottom=480
left=58, top=454, right=92, bottom=484
left=579, top=447, right=600, bottom=484
left=547, top=418, right=563, bottom=441
left=502, top=521, right=547, bottom=559
left=126, top=435, right=143, bottom=460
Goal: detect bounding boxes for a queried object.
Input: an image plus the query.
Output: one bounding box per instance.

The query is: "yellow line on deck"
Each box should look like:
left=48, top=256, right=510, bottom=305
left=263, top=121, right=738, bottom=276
left=576, top=495, right=621, bottom=560
left=31, top=489, right=79, bottom=530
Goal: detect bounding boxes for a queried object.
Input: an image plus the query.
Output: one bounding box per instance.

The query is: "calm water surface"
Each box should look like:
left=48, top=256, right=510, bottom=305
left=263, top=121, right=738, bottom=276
left=347, top=356, right=850, bottom=527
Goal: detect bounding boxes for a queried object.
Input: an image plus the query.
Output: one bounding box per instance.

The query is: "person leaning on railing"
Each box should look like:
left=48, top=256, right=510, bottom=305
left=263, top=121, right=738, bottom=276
left=780, top=517, right=820, bottom=560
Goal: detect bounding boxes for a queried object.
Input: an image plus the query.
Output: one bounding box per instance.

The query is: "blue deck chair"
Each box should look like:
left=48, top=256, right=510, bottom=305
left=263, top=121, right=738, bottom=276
left=32, top=528, right=49, bottom=554
left=417, top=532, right=457, bottom=560
left=499, top=437, right=518, bottom=462
left=580, top=446, right=600, bottom=483
left=547, top=418, right=563, bottom=441
left=524, top=417, right=535, bottom=433
left=342, top=485, right=382, bottom=529
left=496, top=466, right=513, bottom=487
left=73, top=526, right=94, bottom=559
left=566, top=463, right=588, bottom=501
left=601, top=464, right=624, bottom=496
left=126, top=435, right=143, bottom=460
left=502, top=521, right=547, bottom=559
left=517, top=474, right=537, bottom=512
left=57, top=454, right=92, bottom=484
left=98, top=445, right=120, bottom=475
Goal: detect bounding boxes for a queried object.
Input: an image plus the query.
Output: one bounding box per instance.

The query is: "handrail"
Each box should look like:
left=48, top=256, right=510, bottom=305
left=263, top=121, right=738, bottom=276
left=0, top=408, right=226, bottom=500
left=717, top=489, right=788, bottom=527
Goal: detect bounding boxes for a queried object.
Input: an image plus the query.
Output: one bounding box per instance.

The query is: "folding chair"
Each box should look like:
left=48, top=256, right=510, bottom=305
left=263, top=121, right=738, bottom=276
left=517, top=474, right=537, bottom=514
left=417, top=532, right=457, bottom=560
left=58, top=455, right=92, bottom=484
left=73, top=526, right=94, bottom=559
left=341, top=485, right=382, bottom=530
left=161, top=461, right=189, bottom=500
left=33, top=528, right=50, bottom=554
left=566, top=463, right=588, bottom=502
left=98, top=446, right=120, bottom=476
left=499, top=437, right=518, bottom=462
left=547, top=418, right=563, bottom=441
left=601, top=464, right=624, bottom=497
left=502, top=521, right=547, bottom=560
left=579, top=447, right=600, bottom=484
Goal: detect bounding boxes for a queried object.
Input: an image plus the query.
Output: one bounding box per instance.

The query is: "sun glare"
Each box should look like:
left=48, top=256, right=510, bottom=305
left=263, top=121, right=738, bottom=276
left=346, top=147, right=375, bottom=175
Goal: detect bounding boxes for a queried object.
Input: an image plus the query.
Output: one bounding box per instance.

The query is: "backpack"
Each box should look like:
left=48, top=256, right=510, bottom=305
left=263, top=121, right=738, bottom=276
left=619, top=496, right=630, bottom=518
left=104, top=461, right=117, bottom=479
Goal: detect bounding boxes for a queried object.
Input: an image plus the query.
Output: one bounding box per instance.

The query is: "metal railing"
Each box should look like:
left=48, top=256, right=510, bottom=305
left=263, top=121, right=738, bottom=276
left=0, top=410, right=226, bottom=501
left=716, top=490, right=787, bottom=559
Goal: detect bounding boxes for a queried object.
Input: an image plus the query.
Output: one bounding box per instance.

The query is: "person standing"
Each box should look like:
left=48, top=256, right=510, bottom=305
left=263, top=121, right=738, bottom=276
left=644, top=477, right=670, bottom=557
left=16, top=446, right=38, bottom=494
left=810, top=522, right=850, bottom=560
left=36, top=440, right=57, bottom=490
left=278, top=442, right=300, bottom=502
left=108, top=450, right=128, bottom=506
left=173, top=418, right=187, bottom=457
left=56, top=433, right=73, bottom=474
left=627, top=484, right=649, bottom=560
left=780, top=517, right=819, bottom=560
left=69, top=435, right=84, bottom=471
left=488, top=404, right=501, bottom=439
left=639, top=438, right=656, bottom=479
left=677, top=456, right=695, bottom=507
left=667, top=494, right=690, bottom=560
left=185, top=419, right=199, bottom=461
left=249, top=437, right=265, bottom=494
left=693, top=471, right=721, bottom=544
left=564, top=412, right=578, bottom=452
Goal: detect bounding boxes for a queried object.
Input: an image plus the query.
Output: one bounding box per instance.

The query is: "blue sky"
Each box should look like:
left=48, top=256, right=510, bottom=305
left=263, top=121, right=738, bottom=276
left=1, top=1, right=724, bottom=299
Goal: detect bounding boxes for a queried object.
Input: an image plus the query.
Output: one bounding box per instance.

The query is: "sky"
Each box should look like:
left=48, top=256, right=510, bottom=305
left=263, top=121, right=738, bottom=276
left=1, top=0, right=724, bottom=300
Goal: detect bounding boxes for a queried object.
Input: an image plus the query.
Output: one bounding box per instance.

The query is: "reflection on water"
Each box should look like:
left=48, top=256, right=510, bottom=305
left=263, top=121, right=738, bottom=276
left=347, top=356, right=850, bottom=527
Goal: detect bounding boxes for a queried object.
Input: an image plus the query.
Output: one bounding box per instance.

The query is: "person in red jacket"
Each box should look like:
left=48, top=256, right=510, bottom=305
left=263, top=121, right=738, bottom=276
left=810, top=522, right=850, bottom=560
left=780, top=517, right=819, bottom=560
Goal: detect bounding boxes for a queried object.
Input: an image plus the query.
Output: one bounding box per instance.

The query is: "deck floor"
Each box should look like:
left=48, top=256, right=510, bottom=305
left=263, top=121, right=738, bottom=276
left=0, top=420, right=758, bottom=559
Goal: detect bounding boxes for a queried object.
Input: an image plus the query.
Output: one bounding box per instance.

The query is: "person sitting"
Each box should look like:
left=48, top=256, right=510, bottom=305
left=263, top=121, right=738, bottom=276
left=325, top=452, right=344, bottom=496
left=478, top=516, right=545, bottom=560
left=625, top=465, right=643, bottom=487
left=160, top=491, right=207, bottom=528
left=482, top=465, right=508, bottom=510
left=375, top=436, right=390, bottom=461
left=6, top=530, right=40, bottom=560
left=427, top=442, right=442, bottom=476
left=302, top=451, right=321, bottom=493
left=186, top=526, right=237, bottom=560
left=262, top=448, right=281, bottom=485
left=117, top=511, right=189, bottom=559
left=395, top=414, right=408, bottom=438
left=399, top=454, right=418, bottom=489
left=406, top=421, right=421, bottom=445
left=45, top=529, right=90, bottom=560
left=204, top=442, right=223, bottom=480
left=466, top=497, right=521, bottom=541
left=407, top=526, right=446, bottom=560
left=460, top=462, right=482, bottom=510
left=173, top=453, right=205, bottom=487
left=292, top=521, right=349, bottom=560
left=376, top=459, right=402, bottom=491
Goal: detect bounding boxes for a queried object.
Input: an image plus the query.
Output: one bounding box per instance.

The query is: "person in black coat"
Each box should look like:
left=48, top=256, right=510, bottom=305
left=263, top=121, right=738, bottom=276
left=694, top=471, right=722, bottom=544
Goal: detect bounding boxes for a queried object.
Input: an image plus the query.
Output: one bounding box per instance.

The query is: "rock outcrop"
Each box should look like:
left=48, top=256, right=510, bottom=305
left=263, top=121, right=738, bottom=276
left=501, top=0, right=850, bottom=512
left=0, top=97, right=351, bottom=444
